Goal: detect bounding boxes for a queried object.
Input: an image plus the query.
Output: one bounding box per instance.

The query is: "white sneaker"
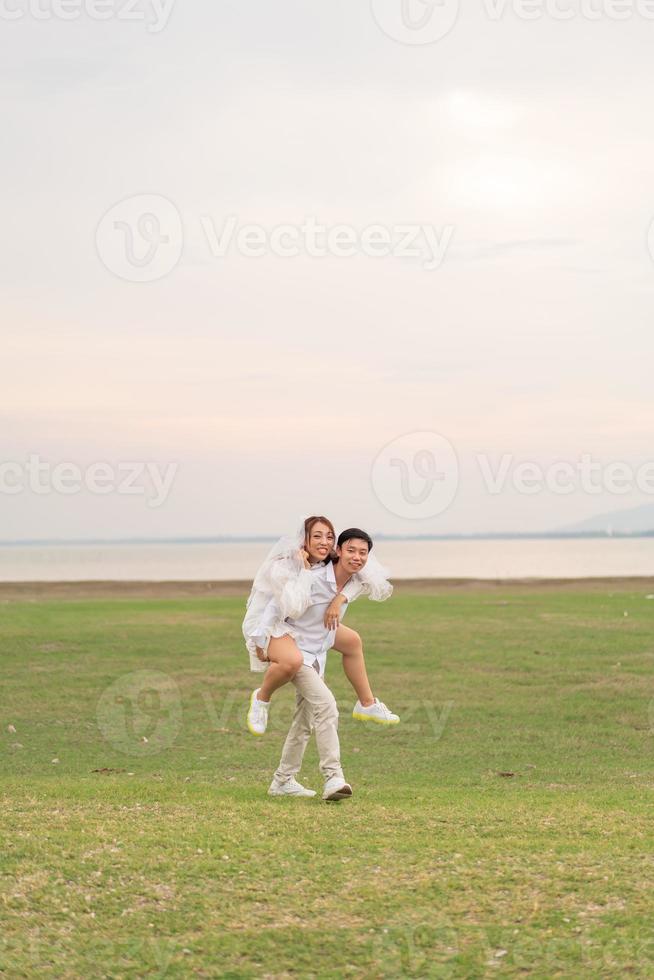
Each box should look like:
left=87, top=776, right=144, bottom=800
left=268, top=777, right=316, bottom=798
left=247, top=689, right=270, bottom=736
left=322, top=776, right=353, bottom=801
left=352, top=698, right=400, bottom=726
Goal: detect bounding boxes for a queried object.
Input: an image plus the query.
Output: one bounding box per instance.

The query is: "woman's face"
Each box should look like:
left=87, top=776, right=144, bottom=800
left=305, top=521, right=335, bottom=563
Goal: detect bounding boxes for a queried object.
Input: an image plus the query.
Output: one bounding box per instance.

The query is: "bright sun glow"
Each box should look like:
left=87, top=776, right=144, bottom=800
left=445, top=91, right=522, bottom=133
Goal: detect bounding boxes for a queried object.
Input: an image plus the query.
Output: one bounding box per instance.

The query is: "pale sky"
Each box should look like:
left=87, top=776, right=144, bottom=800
left=2, top=0, right=654, bottom=540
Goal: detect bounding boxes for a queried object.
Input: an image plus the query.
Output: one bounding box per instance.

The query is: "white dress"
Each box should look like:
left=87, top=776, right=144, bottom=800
left=242, top=529, right=393, bottom=672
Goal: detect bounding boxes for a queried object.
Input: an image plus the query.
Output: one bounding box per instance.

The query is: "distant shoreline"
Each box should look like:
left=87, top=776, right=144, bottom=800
left=1, top=531, right=654, bottom=546
left=1, top=577, right=654, bottom=600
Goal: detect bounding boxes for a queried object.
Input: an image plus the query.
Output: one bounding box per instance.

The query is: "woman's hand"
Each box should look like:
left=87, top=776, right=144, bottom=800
left=255, top=645, right=268, bottom=663
left=324, top=594, right=347, bottom=630
left=298, top=548, right=311, bottom=570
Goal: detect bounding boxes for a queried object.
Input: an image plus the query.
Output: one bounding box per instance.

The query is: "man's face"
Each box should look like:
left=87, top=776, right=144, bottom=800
left=336, top=537, right=370, bottom=574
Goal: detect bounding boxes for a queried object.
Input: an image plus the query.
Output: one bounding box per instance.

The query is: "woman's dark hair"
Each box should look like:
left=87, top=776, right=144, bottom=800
left=337, top=527, right=373, bottom=552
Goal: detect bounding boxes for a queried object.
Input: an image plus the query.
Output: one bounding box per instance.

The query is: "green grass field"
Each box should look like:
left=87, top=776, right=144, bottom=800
left=3, top=585, right=654, bottom=978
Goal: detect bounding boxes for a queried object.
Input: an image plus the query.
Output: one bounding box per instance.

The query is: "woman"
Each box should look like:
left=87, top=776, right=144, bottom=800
left=243, top=515, right=400, bottom=734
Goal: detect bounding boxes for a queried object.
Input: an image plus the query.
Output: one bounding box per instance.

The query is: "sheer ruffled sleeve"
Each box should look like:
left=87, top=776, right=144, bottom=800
left=248, top=528, right=314, bottom=620
left=267, top=558, right=314, bottom=620
left=242, top=525, right=314, bottom=672
left=353, top=552, right=393, bottom=602
left=341, top=576, right=366, bottom=602
left=242, top=587, right=274, bottom=669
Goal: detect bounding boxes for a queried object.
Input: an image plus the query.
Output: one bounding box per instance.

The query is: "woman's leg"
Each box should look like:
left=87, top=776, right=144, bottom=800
left=333, top=625, right=374, bottom=707
left=257, top=634, right=304, bottom=702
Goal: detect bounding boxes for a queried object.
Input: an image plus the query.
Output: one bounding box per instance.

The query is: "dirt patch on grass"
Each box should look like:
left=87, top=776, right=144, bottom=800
left=1, top=577, right=653, bottom=601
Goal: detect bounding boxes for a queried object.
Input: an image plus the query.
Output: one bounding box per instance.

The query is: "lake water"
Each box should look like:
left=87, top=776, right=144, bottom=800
left=0, top=537, right=653, bottom=581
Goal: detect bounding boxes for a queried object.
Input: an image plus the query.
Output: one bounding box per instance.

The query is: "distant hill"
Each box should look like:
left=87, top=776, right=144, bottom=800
left=557, top=502, right=654, bottom=536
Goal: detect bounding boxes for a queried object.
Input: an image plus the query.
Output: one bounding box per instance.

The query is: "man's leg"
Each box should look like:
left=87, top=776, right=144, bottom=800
left=333, top=625, right=374, bottom=706
left=291, top=665, right=344, bottom=783
left=273, top=687, right=314, bottom=784
left=334, top=624, right=400, bottom=727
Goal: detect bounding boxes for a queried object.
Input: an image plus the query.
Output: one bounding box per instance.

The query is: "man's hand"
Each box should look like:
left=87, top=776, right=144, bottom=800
left=255, top=645, right=268, bottom=663
left=298, top=548, right=311, bottom=570
left=324, top=594, right=347, bottom=630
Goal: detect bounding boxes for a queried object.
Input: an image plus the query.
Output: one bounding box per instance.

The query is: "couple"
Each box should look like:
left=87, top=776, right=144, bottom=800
left=242, top=516, right=399, bottom=801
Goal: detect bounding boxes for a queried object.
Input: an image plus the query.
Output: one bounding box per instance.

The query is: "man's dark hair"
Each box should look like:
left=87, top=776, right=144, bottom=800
left=337, top=527, right=373, bottom=551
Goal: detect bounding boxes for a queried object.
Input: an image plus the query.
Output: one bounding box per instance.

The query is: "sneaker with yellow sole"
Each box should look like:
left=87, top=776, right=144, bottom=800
left=352, top=698, right=399, bottom=725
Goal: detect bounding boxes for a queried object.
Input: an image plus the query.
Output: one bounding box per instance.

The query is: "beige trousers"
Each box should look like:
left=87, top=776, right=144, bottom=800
left=274, top=664, right=343, bottom=784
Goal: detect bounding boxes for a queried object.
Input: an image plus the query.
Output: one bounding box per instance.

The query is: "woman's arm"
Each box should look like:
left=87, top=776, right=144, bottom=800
left=268, top=553, right=314, bottom=619
left=324, top=592, right=349, bottom=630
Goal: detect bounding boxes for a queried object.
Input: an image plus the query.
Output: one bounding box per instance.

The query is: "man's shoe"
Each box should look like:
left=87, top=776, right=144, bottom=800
left=268, top=777, right=316, bottom=798
left=247, top=688, right=270, bottom=736
left=322, top=776, right=353, bottom=801
left=352, top=698, right=400, bottom=725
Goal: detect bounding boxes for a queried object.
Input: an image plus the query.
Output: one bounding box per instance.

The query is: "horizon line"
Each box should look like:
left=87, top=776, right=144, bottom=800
left=1, top=529, right=653, bottom=547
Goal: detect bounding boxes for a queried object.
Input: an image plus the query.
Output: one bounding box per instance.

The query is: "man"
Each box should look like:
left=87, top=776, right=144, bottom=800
left=262, top=528, right=392, bottom=801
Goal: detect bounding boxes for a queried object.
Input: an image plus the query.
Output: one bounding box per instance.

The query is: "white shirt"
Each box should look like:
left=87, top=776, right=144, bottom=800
left=256, top=562, right=348, bottom=677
